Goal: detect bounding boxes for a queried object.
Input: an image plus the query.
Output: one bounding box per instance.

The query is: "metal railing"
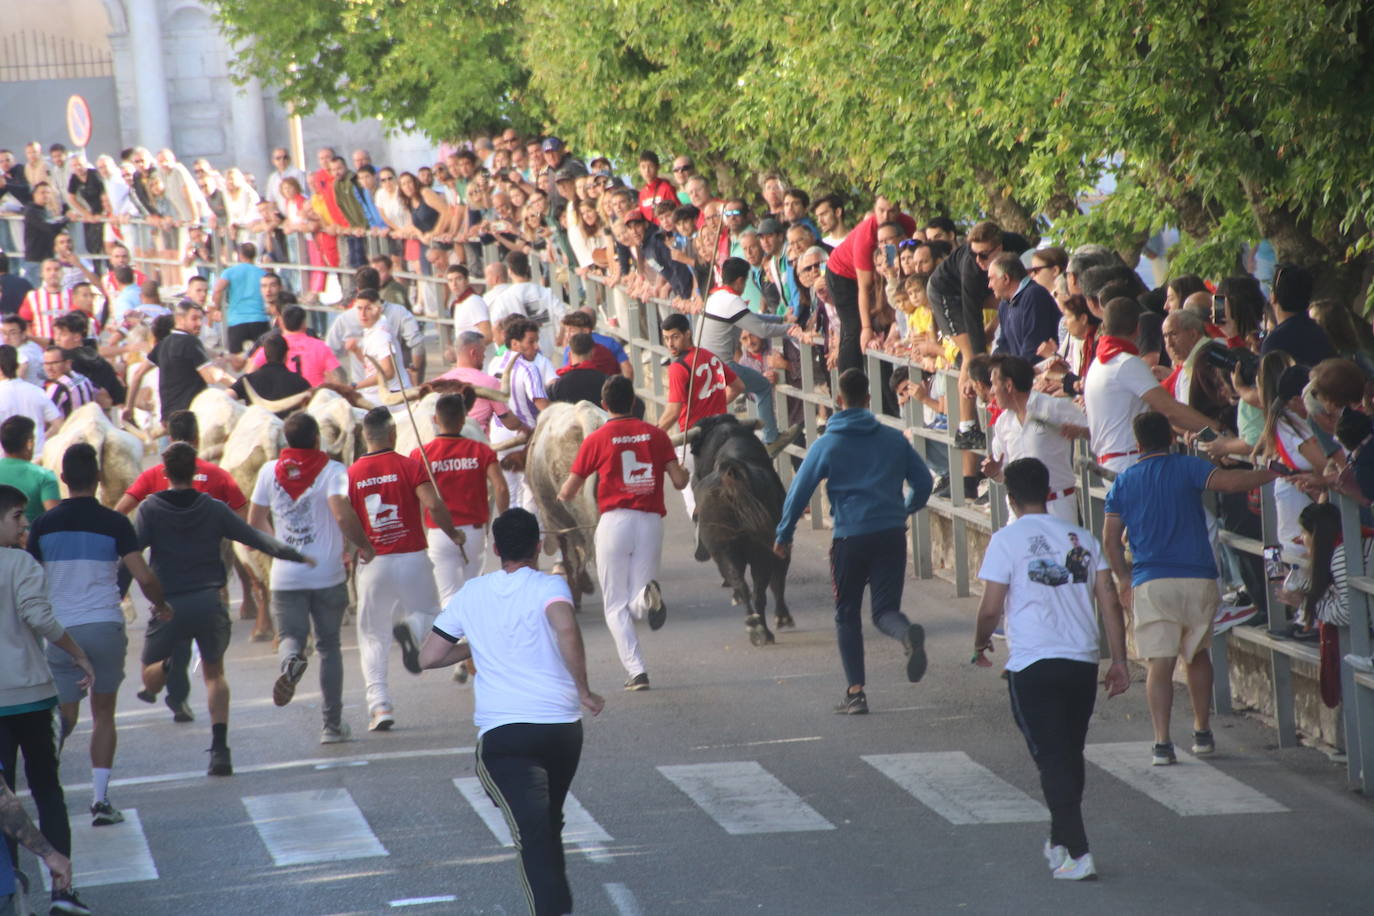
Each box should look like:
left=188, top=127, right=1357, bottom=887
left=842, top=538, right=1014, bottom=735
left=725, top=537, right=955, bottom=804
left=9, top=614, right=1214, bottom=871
left=6, top=209, right=1373, bottom=791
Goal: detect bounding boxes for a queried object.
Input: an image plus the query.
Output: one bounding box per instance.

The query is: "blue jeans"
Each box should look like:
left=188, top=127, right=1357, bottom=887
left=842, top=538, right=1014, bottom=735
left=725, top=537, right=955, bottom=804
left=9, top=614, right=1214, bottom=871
left=830, top=527, right=911, bottom=688
left=727, top=360, right=778, bottom=443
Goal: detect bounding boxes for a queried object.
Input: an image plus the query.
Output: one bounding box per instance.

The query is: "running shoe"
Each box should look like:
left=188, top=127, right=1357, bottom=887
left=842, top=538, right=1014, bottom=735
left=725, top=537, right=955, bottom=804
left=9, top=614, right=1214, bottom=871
left=273, top=654, right=309, bottom=707
left=166, top=695, right=195, bottom=723
left=1212, top=602, right=1256, bottom=636
left=135, top=689, right=158, bottom=704
left=207, top=746, right=233, bottom=777
left=644, top=580, right=667, bottom=631
left=1151, top=742, right=1177, bottom=766
left=321, top=722, right=353, bottom=745
left=624, top=673, right=650, bottom=691
left=1043, top=839, right=1068, bottom=872
left=90, top=800, right=124, bottom=827
left=834, top=690, right=868, bottom=715
left=50, top=888, right=93, bottom=915
left=393, top=623, right=422, bottom=675
left=953, top=427, right=986, bottom=450
left=1053, top=853, right=1097, bottom=881
left=904, top=623, right=928, bottom=683
left=1191, top=729, right=1215, bottom=756
left=369, top=706, right=395, bottom=732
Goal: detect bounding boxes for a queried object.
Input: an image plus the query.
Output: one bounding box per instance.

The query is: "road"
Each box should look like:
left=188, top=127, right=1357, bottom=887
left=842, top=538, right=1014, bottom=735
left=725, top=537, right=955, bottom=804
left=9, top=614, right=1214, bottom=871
left=18, top=504, right=1374, bottom=916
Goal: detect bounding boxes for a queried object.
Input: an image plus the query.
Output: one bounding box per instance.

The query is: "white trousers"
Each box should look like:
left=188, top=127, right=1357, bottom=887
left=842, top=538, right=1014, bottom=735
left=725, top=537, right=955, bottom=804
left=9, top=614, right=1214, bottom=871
left=595, top=509, right=664, bottom=677
left=356, top=550, right=440, bottom=712
left=428, top=525, right=487, bottom=606
left=678, top=448, right=696, bottom=517
left=502, top=468, right=539, bottom=517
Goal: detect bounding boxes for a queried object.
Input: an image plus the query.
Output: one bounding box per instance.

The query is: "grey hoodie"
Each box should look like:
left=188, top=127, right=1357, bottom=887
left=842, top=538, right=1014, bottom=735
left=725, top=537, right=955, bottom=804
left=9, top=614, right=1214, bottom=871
left=135, top=489, right=306, bottom=597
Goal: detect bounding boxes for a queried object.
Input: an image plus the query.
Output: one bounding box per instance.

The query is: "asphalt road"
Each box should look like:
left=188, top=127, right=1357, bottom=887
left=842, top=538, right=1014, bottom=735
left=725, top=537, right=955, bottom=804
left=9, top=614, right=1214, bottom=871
left=16, top=503, right=1374, bottom=916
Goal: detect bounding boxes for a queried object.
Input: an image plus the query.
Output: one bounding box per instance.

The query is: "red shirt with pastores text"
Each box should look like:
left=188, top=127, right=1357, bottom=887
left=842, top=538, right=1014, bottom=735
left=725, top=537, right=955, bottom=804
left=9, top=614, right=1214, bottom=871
left=410, top=435, right=498, bottom=528
left=124, top=458, right=247, bottom=510
left=666, top=347, right=737, bottom=432
left=570, top=416, right=678, bottom=516
left=347, top=449, right=429, bottom=554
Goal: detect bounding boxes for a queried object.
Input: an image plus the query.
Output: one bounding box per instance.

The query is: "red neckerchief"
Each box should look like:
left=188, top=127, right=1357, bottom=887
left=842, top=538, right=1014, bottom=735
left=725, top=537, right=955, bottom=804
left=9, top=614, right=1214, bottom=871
left=1096, top=335, right=1139, bottom=365
left=1078, top=330, right=1097, bottom=378
left=275, top=448, right=329, bottom=500
left=709, top=285, right=734, bottom=296
left=450, top=287, right=474, bottom=306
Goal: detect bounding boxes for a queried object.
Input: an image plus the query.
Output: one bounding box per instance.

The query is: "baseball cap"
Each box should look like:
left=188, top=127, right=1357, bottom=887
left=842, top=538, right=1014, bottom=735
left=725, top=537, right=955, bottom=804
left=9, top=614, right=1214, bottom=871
left=623, top=210, right=647, bottom=224
left=757, top=217, right=783, bottom=236
left=541, top=137, right=565, bottom=152
left=554, top=162, right=587, bottom=183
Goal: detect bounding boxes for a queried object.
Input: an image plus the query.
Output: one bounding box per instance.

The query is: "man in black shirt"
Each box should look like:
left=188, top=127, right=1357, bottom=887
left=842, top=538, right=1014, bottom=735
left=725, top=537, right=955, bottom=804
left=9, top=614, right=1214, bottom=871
left=548, top=334, right=609, bottom=407
left=1259, top=263, right=1336, bottom=367
left=125, top=300, right=230, bottom=421
left=0, top=252, right=33, bottom=317
left=52, top=313, right=124, bottom=405
left=231, top=335, right=310, bottom=416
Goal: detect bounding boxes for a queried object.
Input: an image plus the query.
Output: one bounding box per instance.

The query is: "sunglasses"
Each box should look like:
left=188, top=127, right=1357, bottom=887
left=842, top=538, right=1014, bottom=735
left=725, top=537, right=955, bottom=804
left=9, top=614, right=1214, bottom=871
left=1028, top=264, right=1053, bottom=275
left=672, top=165, right=691, bottom=172
left=897, top=239, right=920, bottom=249
left=799, top=262, right=821, bottom=272
left=723, top=209, right=743, bottom=217
left=973, top=248, right=998, bottom=263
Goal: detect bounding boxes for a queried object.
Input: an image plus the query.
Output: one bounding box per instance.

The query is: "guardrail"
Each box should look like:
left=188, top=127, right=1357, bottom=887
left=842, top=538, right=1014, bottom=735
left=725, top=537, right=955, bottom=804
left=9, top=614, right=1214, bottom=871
left=6, top=209, right=1373, bottom=791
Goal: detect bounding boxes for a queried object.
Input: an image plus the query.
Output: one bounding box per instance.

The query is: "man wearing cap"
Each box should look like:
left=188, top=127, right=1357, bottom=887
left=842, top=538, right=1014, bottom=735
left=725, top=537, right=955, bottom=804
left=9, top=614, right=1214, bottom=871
left=700, top=257, right=792, bottom=445
left=622, top=210, right=695, bottom=302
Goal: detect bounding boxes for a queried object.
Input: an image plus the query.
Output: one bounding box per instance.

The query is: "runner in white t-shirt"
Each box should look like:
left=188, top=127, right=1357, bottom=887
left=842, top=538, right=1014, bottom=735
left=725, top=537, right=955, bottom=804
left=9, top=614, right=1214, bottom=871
left=249, top=412, right=371, bottom=743
left=419, top=508, right=603, bottom=916
left=974, top=456, right=1128, bottom=883
left=445, top=264, right=492, bottom=343
left=349, top=291, right=410, bottom=405
left=1084, top=299, right=1212, bottom=473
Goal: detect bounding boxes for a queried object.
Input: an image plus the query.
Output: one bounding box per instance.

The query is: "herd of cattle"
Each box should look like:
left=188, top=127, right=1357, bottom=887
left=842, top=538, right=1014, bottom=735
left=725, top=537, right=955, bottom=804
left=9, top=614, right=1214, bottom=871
left=38, top=381, right=800, bottom=642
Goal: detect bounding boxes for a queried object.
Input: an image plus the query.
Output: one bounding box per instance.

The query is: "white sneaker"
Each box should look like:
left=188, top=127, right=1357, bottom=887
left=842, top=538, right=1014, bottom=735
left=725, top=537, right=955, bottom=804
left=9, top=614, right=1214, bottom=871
left=321, top=722, right=353, bottom=744
left=1043, top=839, right=1068, bottom=872
left=368, top=706, right=395, bottom=732
left=1212, top=602, right=1255, bottom=635
left=1053, top=852, right=1097, bottom=880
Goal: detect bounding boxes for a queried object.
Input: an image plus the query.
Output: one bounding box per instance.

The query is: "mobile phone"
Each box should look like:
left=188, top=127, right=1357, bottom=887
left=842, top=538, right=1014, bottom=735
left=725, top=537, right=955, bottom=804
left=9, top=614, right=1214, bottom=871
left=1264, top=545, right=1284, bottom=579
left=885, top=244, right=897, bottom=267
left=1196, top=426, right=1218, bottom=443
left=1212, top=294, right=1226, bottom=325
left=1266, top=459, right=1295, bottom=476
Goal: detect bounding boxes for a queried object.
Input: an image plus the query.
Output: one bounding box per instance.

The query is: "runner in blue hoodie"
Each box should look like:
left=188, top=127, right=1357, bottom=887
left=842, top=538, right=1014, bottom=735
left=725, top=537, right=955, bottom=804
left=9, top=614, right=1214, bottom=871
left=774, top=368, right=934, bottom=714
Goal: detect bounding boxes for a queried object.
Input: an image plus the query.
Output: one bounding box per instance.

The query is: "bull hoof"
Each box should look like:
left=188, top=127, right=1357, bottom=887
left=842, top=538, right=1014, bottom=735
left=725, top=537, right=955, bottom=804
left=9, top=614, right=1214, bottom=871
left=694, top=543, right=710, bottom=562
left=775, top=612, right=795, bottom=629
left=731, top=596, right=741, bottom=607
left=577, top=569, right=595, bottom=595
left=745, top=616, right=775, bottom=647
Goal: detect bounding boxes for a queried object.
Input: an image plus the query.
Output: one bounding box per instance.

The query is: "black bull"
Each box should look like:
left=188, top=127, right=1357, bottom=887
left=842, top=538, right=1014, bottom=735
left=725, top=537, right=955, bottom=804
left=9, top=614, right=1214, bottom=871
left=689, top=415, right=794, bottom=646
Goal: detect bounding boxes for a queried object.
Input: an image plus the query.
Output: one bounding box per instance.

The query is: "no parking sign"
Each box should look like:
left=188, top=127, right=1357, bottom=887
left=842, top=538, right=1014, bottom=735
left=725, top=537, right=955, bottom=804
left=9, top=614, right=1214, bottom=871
left=67, top=94, right=92, bottom=149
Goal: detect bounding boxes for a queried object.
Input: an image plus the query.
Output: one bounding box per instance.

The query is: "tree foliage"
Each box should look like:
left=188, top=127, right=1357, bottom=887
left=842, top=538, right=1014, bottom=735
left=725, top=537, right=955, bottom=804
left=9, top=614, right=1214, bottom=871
left=211, top=0, right=1374, bottom=301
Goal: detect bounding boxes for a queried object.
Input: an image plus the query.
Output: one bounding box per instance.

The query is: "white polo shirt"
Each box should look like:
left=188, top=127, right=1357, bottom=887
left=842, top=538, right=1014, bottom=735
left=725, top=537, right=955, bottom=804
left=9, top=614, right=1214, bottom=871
left=1083, top=352, right=1160, bottom=473
left=990, top=391, right=1087, bottom=496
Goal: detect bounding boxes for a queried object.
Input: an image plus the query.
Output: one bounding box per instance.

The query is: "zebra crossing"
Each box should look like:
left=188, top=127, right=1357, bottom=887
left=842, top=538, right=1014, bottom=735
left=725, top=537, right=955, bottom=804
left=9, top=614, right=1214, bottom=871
left=49, top=745, right=1289, bottom=892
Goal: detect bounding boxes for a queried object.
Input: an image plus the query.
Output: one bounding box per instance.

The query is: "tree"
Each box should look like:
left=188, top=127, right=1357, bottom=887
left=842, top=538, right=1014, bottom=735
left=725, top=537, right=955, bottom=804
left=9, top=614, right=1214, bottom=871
left=210, top=0, right=536, bottom=140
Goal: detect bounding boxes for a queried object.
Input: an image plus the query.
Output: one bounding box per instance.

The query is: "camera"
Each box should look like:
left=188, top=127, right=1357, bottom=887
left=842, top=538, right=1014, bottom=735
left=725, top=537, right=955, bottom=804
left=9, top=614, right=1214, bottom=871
left=1202, top=344, right=1258, bottom=380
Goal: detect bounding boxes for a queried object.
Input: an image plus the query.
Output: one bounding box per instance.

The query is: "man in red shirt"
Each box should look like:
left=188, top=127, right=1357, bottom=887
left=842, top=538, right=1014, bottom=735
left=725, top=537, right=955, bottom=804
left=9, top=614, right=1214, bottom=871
left=657, top=312, right=743, bottom=517
left=411, top=393, right=509, bottom=604
left=636, top=151, right=678, bottom=222
left=346, top=406, right=462, bottom=731
left=560, top=376, right=689, bottom=690
left=824, top=195, right=917, bottom=372
left=115, top=409, right=248, bottom=724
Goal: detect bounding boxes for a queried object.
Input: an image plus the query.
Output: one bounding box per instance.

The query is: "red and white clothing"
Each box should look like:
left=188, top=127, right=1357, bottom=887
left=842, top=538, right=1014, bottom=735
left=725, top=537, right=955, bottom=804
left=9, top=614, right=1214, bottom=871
left=347, top=449, right=429, bottom=554
left=18, top=288, right=71, bottom=340
left=666, top=346, right=737, bottom=432
left=125, top=458, right=247, bottom=510
left=348, top=448, right=440, bottom=713
left=1083, top=339, right=1161, bottom=474
left=572, top=415, right=679, bottom=677
left=638, top=178, right=678, bottom=221
left=413, top=433, right=498, bottom=603
left=825, top=211, right=917, bottom=280
left=102, top=268, right=147, bottom=305
left=571, top=417, right=677, bottom=517
left=248, top=330, right=341, bottom=386
left=989, top=392, right=1087, bottom=524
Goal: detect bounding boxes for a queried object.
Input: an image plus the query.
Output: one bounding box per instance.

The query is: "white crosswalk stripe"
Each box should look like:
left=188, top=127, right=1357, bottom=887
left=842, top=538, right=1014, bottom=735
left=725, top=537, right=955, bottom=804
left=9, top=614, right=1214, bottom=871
left=41, top=808, right=157, bottom=891
left=863, top=751, right=1049, bottom=824
left=657, top=761, right=835, bottom=834
left=1085, top=742, right=1289, bottom=816
left=242, top=788, right=389, bottom=866
left=453, top=777, right=613, bottom=862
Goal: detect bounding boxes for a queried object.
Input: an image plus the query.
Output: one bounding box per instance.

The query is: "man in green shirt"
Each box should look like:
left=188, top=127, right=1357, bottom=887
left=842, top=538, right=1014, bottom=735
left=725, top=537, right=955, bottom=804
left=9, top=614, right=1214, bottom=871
left=0, top=415, right=60, bottom=520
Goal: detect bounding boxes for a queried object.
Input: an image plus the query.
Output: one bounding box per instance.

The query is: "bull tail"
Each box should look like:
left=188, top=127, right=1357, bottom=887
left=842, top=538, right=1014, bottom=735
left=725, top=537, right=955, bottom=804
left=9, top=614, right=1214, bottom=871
left=716, top=459, right=775, bottom=538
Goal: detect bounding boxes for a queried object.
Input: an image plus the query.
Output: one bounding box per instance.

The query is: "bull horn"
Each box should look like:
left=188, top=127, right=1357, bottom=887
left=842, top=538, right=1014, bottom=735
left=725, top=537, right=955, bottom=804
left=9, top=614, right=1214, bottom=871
left=741, top=418, right=763, bottom=431
left=378, top=384, right=428, bottom=406
left=667, top=426, right=704, bottom=447
left=492, top=432, right=530, bottom=453
left=471, top=385, right=509, bottom=403
left=766, top=423, right=803, bottom=460
left=242, top=378, right=313, bottom=414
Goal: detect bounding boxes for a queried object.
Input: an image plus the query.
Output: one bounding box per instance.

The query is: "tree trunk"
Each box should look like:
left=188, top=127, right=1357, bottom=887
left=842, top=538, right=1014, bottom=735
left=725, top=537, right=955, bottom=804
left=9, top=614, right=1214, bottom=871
left=975, top=168, right=1039, bottom=245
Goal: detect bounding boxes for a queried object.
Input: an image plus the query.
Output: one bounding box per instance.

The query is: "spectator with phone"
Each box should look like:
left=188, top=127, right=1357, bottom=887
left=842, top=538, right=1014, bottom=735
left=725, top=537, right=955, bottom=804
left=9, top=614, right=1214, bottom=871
left=1258, top=365, right=1325, bottom=556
